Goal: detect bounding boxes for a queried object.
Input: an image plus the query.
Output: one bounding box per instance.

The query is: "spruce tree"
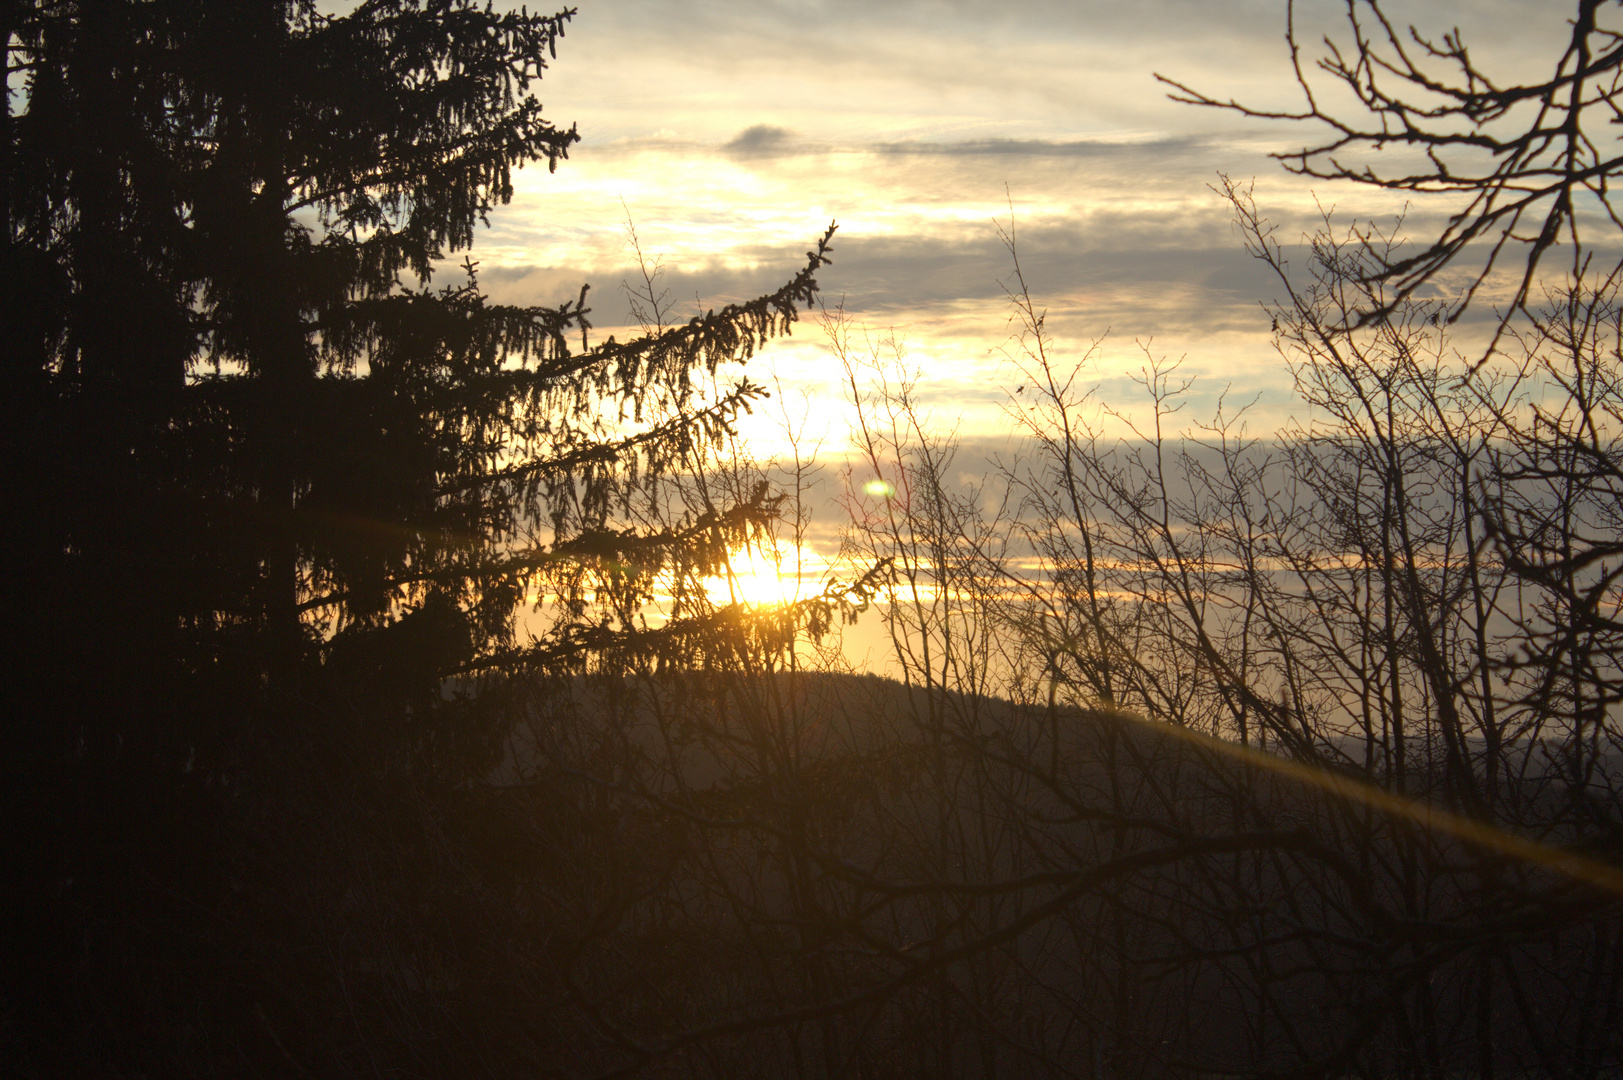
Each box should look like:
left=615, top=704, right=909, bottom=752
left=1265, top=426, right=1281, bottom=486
left=2, top=1, right=833, bottom=1068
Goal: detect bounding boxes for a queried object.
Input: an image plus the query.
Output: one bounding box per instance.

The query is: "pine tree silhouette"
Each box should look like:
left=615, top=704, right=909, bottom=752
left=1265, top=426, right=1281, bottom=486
left=2, top=2, right=833, bottom=1069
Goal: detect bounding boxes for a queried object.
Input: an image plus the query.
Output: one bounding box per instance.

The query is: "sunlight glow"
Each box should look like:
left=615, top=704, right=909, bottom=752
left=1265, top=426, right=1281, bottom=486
left=703, top=542, right=832, bottom=609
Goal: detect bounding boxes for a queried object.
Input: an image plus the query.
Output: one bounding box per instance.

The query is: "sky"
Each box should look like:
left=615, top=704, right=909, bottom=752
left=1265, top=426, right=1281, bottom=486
left=467, top=0, right=1566, bottom=450
left=464, top=0, right=1568, bottom=617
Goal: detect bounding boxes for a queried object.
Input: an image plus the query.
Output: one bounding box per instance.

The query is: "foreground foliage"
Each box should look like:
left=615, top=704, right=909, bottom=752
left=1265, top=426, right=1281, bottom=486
left=1, top=1, right=840, bottom=1071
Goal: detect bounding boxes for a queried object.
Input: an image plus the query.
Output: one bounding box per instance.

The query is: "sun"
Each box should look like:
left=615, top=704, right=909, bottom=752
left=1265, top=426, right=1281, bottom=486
left=703, top=542, right=828, bottom=609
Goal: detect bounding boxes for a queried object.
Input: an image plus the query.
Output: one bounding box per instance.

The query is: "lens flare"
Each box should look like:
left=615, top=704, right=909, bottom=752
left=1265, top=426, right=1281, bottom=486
left=862, top=478, right=895, bottom=499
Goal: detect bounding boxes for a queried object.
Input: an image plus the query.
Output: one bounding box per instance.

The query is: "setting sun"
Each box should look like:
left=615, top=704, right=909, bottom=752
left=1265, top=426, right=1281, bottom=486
left=703, top=542, right=831, bottom=609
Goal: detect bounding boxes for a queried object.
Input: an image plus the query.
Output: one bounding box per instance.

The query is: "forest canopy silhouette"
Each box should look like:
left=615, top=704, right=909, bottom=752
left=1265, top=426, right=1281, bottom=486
left=5, top=1, right=1623, bottom=1078
left=3, top=0, right=840, bottom=1069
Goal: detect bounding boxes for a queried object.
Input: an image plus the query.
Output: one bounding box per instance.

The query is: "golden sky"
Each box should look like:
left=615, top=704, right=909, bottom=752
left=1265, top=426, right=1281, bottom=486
left=449, top=0, right=1561, bottom=490
left=475, top=0, right=1569, bottom=653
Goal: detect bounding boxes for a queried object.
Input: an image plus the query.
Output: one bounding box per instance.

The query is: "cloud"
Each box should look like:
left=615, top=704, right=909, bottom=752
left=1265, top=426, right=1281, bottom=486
left=872, top=134, right=1227, bottom=159
left=468, top=0, right=1570, bottom=445
left=725, top=123, right=795, bottom=156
